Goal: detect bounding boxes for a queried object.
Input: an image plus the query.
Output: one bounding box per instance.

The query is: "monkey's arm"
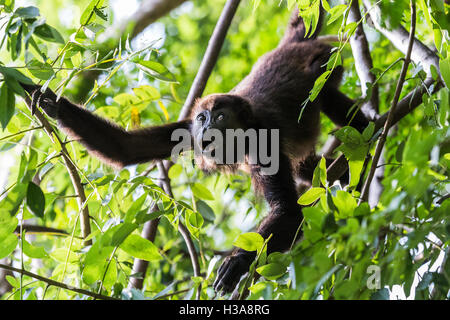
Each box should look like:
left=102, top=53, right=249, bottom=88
left=320, top=87, right=369, bottom=132
left=21, top=84, right=192, bottom=167
left=213, top=153, right=302, bottom=294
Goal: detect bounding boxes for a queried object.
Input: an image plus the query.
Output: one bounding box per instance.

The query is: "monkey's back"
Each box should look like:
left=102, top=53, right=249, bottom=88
left=232, top=39, right=334, bottom=159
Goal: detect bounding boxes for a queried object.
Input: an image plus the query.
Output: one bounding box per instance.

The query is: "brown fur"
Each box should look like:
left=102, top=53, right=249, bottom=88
left=21, top=9, right=368, bottom=294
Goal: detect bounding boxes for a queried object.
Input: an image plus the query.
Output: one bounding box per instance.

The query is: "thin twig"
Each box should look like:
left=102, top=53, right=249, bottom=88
left=0, top=263, right=118, bottom=300
left=359, top=0, right=416, bottom=204
left=0, top=126, right=43, bottom=142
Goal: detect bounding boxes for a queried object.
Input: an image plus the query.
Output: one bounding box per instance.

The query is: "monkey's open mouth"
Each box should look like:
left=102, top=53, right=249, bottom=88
left=201, top=140, right=215, bottom=153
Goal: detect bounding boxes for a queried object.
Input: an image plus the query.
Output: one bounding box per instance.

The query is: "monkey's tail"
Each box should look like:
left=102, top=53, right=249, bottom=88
left=280, top=7, right=324, bottom=45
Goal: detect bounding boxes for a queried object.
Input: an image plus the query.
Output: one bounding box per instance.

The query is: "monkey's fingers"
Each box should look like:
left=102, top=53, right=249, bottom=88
left=19, top=82, right=60, bottom=118
left=19, top=82, right=42, bottom=115
left=213, top=254, right=250, bottom=295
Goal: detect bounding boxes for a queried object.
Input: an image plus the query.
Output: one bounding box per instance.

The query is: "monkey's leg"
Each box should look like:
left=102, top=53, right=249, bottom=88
left=320, top=87, right=369, bottom=132
left=213, top=153, right=302, bottom=294
left=21, top=84, right=192, bottom=167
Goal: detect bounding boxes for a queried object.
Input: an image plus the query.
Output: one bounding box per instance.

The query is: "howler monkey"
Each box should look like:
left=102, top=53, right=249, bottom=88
left=21, top=10, right=368, bottom=294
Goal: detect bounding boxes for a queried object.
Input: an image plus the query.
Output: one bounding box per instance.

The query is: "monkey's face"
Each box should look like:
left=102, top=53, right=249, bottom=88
left=191, top=95, right=253, bottom=162
left=192, top=107, right=240, bottom=154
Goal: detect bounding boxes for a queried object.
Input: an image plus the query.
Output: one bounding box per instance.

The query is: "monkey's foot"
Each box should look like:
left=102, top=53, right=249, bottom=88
left=213, top=251, right=255, bottom=295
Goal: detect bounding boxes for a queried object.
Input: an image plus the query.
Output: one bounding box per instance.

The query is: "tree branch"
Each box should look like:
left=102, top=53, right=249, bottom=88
left=178, top=0, right=242, bottom=120
left=360, top=0, right=416, bottom=203
left=0, top=263, right=118, bottom=300
left=117, top=0, right=188, bottom=40
left=321, top=1, right=379, bottom=162
left=128, top=0, right=241, bottom=294
left=328, top=76, right=441, bottom=185
left=348, top=0, right=379, bottom=116
left=72, top=0, right=188, bottom=102
left=362, top=0, right=440, bottom=77
left=158, top=161, right=201, bottom=285
left=327, top=0, right=443, bottom=188
left=23, top=97, right=92, bottom=246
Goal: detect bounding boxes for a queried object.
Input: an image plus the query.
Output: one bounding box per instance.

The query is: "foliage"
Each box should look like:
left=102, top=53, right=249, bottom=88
left=0, top=0, right=449, bottom=300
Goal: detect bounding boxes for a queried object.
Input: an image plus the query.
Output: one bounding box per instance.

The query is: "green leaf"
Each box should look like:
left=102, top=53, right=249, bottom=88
left=370, top=288, right=390, bottom=300
left=196, top=200, right=215, bottom=221
left=309, top=70, right=330, bottom=101
left=113, top=93, right=140, bottom=106
left=26, top=182, right=45, bottom=218
left=233, top=232, right=264, bottom=252
left=185, top=210, right=204, bottom=239
left=83, top=261, right=106, bottom=285
left=0, top=83, right=15, bottom=130
left=0, top=212, right=18, bottom=259
left=191, top=183, right=214, bottom=201
left=34, top=23, right=64, bottom=44
left=0, top=212, right=18, bottom=238
left=120, top=234, right=162, bottom=261
left=327, top=4, right=348, bottom=25
left=135, top=210, right=165, bottom=225
left=92, top=174, right=115, bottom=186
left=322, top=0, right=331, bottom=12
left=362, top=122, right=375, bottom=141
left=80, top=0, right=105, bottom=25
left=111, top=223, right=138, bottom=247
left=303, top=207, right=324, bottom=229
left=0, top=66, right=33, bottom=96
left=0, top=234, right=18, bottom=259
left=5, top=275, right=19, bottom=288
left=378, top=1, right=407, bottom=29
left=168, top=163, right=183, bottom=179
left=15, top=6, right=40, bottom=18
left=319, top=156, right=327, bottom=187
left=134, top=60, right=177, bottom=83
left=0, top=183, right=27, bottom=216
left=332, top=190, right=357, bottom=218
left=93, top=6, right=108, bottom=21
left=27, top=59, right=54, bottom=80
left=439, top=56, right=450, bottom=88
left=132, top=85, right=160, bottom=101
left=298, top=0, right=321, bottom=38
left=298, top=187, right=325, bottom=205
left=313, top=264, right=343, bottom=297
left=23, top=239, right=48, bottom=258
left=334, top=126, right=364, bottom=147
left=256, top=263, right=287, bottom=280
left=124, top=193, right=147, bottom=222
left=348, top=159, right=364, bottom=188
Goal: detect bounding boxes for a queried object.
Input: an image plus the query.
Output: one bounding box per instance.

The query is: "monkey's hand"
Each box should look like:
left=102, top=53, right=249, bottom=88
left=213, top=250, right=255, bottom=295
left=20, top=83, right=60, bottom=118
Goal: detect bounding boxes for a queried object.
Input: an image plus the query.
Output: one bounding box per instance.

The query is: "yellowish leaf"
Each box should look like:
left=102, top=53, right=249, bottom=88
left=131, top=107, right=140, bottom=129
left=158, top=100, right=169, bottom=121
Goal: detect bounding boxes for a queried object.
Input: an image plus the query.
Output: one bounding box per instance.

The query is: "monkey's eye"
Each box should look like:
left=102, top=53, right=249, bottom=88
left=215, top=113, right=225, bottom=122
left=196, top=114, right=206, bottom=122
